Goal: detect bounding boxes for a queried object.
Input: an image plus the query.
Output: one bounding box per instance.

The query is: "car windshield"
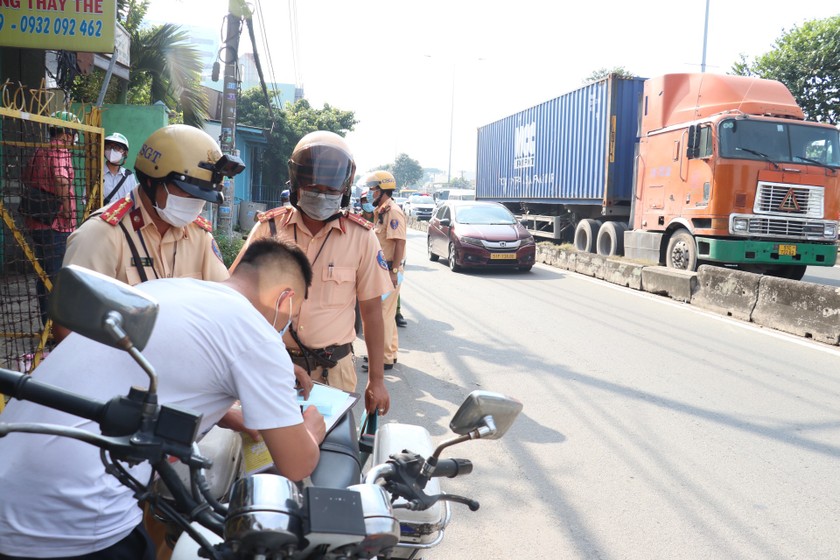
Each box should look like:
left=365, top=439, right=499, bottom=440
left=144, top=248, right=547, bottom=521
left=718, top=118, right=840, bottom=167
left=410, top=195, right=435, bottom=204
left=454, top=204, right=516, bottom=225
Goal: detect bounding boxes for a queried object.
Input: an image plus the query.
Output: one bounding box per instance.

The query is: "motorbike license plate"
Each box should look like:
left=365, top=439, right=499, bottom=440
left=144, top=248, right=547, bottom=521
left=777, top=244, right=797, bottom=257
left=490, top=253, right=517, bottom=260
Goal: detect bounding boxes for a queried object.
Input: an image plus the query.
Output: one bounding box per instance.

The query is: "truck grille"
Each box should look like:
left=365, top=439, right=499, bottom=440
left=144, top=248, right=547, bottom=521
left=734, top=215, right=835, bottom=240
left=754, top=182, right=823, bottom=218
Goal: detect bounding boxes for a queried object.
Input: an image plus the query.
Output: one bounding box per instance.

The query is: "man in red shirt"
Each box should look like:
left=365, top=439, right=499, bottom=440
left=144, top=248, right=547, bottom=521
left=22, top=111, right=79, bottom=327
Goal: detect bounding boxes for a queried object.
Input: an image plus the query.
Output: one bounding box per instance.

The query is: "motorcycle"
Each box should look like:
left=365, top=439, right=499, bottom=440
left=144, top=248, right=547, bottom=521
left=0, top=266, right=523, bottom=559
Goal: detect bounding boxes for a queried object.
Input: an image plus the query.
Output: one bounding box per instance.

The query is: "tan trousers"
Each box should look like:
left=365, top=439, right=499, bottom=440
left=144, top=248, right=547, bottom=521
left=308, top=352, right=357, bottom=393
left=382, top=283, right=401, bottom=365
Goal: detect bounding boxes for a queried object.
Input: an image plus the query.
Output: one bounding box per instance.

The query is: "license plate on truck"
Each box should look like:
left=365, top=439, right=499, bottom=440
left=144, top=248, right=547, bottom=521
left=777, top=244, right=797, bottom=256
left=490, top=253, right=517, bottom=260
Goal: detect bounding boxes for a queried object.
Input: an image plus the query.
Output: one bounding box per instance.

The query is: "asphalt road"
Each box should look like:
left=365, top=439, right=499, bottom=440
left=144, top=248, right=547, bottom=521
left=803, top=263, right=840, bottom=287
left=356, top=228, right=840, bottom=560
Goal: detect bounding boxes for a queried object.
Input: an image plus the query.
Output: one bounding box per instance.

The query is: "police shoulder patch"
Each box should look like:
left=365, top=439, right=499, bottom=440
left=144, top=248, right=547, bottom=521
left=193, top=215, right=213, bottom=232
left=258, top=206, right=291, bottom=223
left=100, top=196, right=133, bottom=226
left=211, top=238, right=224, bottom=263
left=390, top=218, right=400, bottom=230
left=376, top=250, right=388, bottom=270
left=345, top=212, right=373, bottom=230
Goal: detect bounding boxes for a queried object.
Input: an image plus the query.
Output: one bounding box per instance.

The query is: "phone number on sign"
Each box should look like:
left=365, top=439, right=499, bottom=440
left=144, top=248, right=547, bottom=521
left=0, top=14, right=103, bottom=37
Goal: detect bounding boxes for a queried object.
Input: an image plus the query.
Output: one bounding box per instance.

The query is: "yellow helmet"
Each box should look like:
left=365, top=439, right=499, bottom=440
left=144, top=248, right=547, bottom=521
left=288, top=131, right=355, bottom=207
left=134, top=124, right=244, bottom=204
left=362, top=170, right=397, bottom=191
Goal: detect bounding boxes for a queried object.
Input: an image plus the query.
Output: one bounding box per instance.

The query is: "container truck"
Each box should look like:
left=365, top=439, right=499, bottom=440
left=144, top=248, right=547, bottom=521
left=475, top=73, right=840, bottom=279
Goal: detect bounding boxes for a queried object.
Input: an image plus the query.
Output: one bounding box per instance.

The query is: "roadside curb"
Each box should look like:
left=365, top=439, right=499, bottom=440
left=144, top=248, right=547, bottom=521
left=408, top=218, right=840, bottom=346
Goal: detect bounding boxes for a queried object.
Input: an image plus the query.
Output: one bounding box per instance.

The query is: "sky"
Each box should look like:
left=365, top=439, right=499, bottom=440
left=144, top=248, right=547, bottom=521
left=146, top=0, right=838, bottom=180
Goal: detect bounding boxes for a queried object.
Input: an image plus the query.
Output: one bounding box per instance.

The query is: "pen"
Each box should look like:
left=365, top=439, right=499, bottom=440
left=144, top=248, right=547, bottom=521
left=328, top=263, right=334, bottom=278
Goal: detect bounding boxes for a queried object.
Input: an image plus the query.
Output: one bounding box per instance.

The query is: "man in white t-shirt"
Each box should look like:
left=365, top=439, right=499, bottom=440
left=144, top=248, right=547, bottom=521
left=0, top=238, right=324, bottom=560
left=102, top=132, right=138, bottom=204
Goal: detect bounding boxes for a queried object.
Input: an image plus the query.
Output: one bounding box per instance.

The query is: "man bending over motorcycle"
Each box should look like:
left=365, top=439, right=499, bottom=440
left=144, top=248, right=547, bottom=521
left=0, top=238, right=325, bottom=560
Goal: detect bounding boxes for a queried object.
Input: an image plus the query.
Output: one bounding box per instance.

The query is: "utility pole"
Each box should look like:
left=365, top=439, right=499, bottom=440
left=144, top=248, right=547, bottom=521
left=216, top=0, right=247, bottom=237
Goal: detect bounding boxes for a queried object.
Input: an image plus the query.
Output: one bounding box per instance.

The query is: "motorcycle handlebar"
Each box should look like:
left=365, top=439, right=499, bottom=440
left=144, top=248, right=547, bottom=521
left=432, top=458, right=473, bottom=478
left=0, top=368, right=105, bottom=424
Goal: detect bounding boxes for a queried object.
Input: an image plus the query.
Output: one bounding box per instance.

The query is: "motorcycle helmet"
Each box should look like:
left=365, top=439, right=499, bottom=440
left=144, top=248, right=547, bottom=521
left=134, top=124, right=244, bottom=204
left=49, top=110, right=81, bottom=138
left=280, top=189, right=290, bottom=204
left=104, top=132, right=130, bottom=151
left=287, top=131, right=355, bottom=208
left=362, top=170, right=397, bottom=191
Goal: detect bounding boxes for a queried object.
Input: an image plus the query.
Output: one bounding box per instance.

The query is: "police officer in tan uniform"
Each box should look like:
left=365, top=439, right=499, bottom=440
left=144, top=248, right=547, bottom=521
left=57, top=125, right=243, bottom=339
left=231, top=131, right=392, bottom=415
left=366, top=171, right=407, bottom=370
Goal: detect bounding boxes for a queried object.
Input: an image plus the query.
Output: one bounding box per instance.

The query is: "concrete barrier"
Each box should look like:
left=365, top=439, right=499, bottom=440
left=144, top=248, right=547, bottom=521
left=691, top=265, right=760, bottom=321
left=752, top=276, right=840, bottom=345
left=640, top=267, right=697, bottom=303
left=574, top=253, right=606, bottom=279
left=602, top=259, right=644, bottom=290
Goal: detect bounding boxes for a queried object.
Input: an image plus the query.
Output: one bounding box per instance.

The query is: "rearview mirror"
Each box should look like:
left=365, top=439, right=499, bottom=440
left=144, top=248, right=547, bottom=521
left=49, top=265, right=159, bottom=351
left=439, top=218, right=451, bottom=227
left=450, top=390, right=523, bottom=440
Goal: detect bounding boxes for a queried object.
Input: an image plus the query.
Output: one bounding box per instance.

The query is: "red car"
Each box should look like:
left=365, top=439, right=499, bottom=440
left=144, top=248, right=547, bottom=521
left=427, top=201, right=536, bottom=272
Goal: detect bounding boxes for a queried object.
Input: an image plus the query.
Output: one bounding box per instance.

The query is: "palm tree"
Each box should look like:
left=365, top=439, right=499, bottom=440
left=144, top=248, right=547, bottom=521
left=71, top=0, right=208, bottom=127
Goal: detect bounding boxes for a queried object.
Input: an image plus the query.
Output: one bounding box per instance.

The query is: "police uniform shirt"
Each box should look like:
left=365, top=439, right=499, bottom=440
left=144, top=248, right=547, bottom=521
left=233, top=206, right=392, bottom=349
left=63, top=187, right=229, bottom=286
left=373, top=199, right=407, bottom=266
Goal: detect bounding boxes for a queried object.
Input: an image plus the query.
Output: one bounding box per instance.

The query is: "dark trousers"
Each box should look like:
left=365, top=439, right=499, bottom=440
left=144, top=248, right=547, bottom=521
left=30, top=229, right=70, bottom=327
left=0, top=523, right=156, bottom=560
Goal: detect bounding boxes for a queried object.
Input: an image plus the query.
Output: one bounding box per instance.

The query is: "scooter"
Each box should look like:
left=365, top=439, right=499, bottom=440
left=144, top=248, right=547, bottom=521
left=0, top=266, right=523, bottom=560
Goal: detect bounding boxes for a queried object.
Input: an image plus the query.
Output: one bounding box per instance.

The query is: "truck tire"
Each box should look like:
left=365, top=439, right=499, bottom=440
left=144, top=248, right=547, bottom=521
left=596, top=222, right=626, bottom=256
left=665, top=230, right=698, bottom=271
left=574, top=219, right=601, bottom=253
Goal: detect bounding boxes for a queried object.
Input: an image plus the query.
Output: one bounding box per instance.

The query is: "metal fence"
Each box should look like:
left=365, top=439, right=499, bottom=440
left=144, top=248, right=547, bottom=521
left=0, top=99, right=103, bottom=380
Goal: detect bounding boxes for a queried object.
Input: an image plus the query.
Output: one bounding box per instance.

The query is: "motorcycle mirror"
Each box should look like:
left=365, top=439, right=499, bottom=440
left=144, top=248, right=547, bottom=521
left=49, top=265, right=159, bottom=351
left=449, top=390, right=523, bottom=440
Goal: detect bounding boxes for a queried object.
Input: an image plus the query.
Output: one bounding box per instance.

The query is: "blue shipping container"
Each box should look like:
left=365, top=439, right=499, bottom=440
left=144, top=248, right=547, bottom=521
left=476, top=75, right=645, bottom=207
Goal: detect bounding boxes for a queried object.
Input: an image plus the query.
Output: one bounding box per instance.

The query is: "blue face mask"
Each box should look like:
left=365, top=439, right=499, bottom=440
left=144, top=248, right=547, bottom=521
left=362, top=202, right=375, bottom=213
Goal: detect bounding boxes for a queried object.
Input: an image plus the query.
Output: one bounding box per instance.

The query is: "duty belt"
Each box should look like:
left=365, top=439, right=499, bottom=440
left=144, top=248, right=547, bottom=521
left=287, top=342, right=353, bottom=371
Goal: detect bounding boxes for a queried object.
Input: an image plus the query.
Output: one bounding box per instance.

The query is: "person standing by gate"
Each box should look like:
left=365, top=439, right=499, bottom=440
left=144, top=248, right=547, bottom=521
left=102, top=132, right=137, bottom=204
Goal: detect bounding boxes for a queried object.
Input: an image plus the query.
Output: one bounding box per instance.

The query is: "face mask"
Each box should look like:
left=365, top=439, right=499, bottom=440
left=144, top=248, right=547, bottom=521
left=155, top=185, right=206, bottom=228
left=362, top=202, right=374, bottom=213
left=106, top=148, right=125, bottom=165
left=297, top=190, right=343, bottom=221
left=272, top=293, right=293, bottom=336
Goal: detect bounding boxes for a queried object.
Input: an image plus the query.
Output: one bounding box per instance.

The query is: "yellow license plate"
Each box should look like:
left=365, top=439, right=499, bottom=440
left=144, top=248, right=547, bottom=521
left=490, top=253, right=517, bottom=260
left=777, top=244, right=797, bottom=256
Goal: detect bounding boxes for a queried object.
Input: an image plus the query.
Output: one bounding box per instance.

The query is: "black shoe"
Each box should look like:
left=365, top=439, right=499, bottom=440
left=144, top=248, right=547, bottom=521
left=361, top=362, right=394, bottom=372
left=395, top=314, right=407, bottom=328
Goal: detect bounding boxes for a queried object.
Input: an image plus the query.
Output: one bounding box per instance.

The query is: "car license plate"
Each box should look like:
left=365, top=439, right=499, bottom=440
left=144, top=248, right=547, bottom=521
left=777, top=244, right=797, bottom=256
left=490, top=253, right=517, bottom=260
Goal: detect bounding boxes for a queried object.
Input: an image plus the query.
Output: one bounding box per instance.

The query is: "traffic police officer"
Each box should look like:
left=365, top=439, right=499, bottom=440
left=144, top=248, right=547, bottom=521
left=366, top=170, right=407, bottom=369
left=58, top=125, right=244, bottom=337
left=231, top=131, right=392, bottom=415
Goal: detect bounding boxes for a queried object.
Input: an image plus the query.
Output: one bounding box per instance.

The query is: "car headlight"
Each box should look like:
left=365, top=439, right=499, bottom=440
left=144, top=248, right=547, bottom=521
left=731, top=217, right=749, bottom=233
left=521, top=235, right=536, bottom=246
left=460, top=236, right=483, bottom=247
left=825, top=222, right=838, bottom=238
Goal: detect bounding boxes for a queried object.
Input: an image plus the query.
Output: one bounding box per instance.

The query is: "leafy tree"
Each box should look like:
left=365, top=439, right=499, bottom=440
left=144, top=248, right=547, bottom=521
left=71, top=0, right=208, bottom=126
left=237, top=88, right=357, bottom=189
left=585, top=66, right=637, bottom=83
left=731, top=15, right=840, bottom=124
left=369, top=154, right=423, bottom=189
left=450, top=176, right=472, bottom=189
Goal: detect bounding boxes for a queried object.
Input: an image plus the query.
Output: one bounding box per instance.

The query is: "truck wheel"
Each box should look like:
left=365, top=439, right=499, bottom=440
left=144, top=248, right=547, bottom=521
left=665, top=230, right=698, bottom=271
left=448, top=243, right=461, bottom=272
left=427, top=236, right=439, bottom=262
left=574, top=219, right=601, bottom=253
left=596, top=222, right=626, bottom=256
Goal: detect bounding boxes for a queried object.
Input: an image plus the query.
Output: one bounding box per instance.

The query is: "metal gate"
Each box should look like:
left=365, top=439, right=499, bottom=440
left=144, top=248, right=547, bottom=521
left=0, top=88, right=104, bottom=391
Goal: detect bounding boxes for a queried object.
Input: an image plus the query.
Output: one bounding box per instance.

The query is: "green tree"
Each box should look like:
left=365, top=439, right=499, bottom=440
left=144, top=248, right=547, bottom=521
left=585, top=66, right=637, bottom=83
left=731, top=15, right=840, bottom=124
left=71, top=0, right=208, bottom=126
left=370, top=154, right=423, bottom=189
left=237, top=88, right=357, bottom=190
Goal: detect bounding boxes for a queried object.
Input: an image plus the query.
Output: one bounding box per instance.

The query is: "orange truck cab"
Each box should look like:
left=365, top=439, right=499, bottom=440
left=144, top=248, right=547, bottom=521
left=626, top=73, right=840, bottom=279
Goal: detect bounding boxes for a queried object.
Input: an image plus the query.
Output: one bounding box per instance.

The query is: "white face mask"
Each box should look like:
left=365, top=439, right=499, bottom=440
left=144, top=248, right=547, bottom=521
left=155, top=185, right=206, bottom=228
left=272, top=293, right=293, bottom=336
left=106, top=148, right=125, bottom=165
left=297, top=190, right=343, bottom=221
